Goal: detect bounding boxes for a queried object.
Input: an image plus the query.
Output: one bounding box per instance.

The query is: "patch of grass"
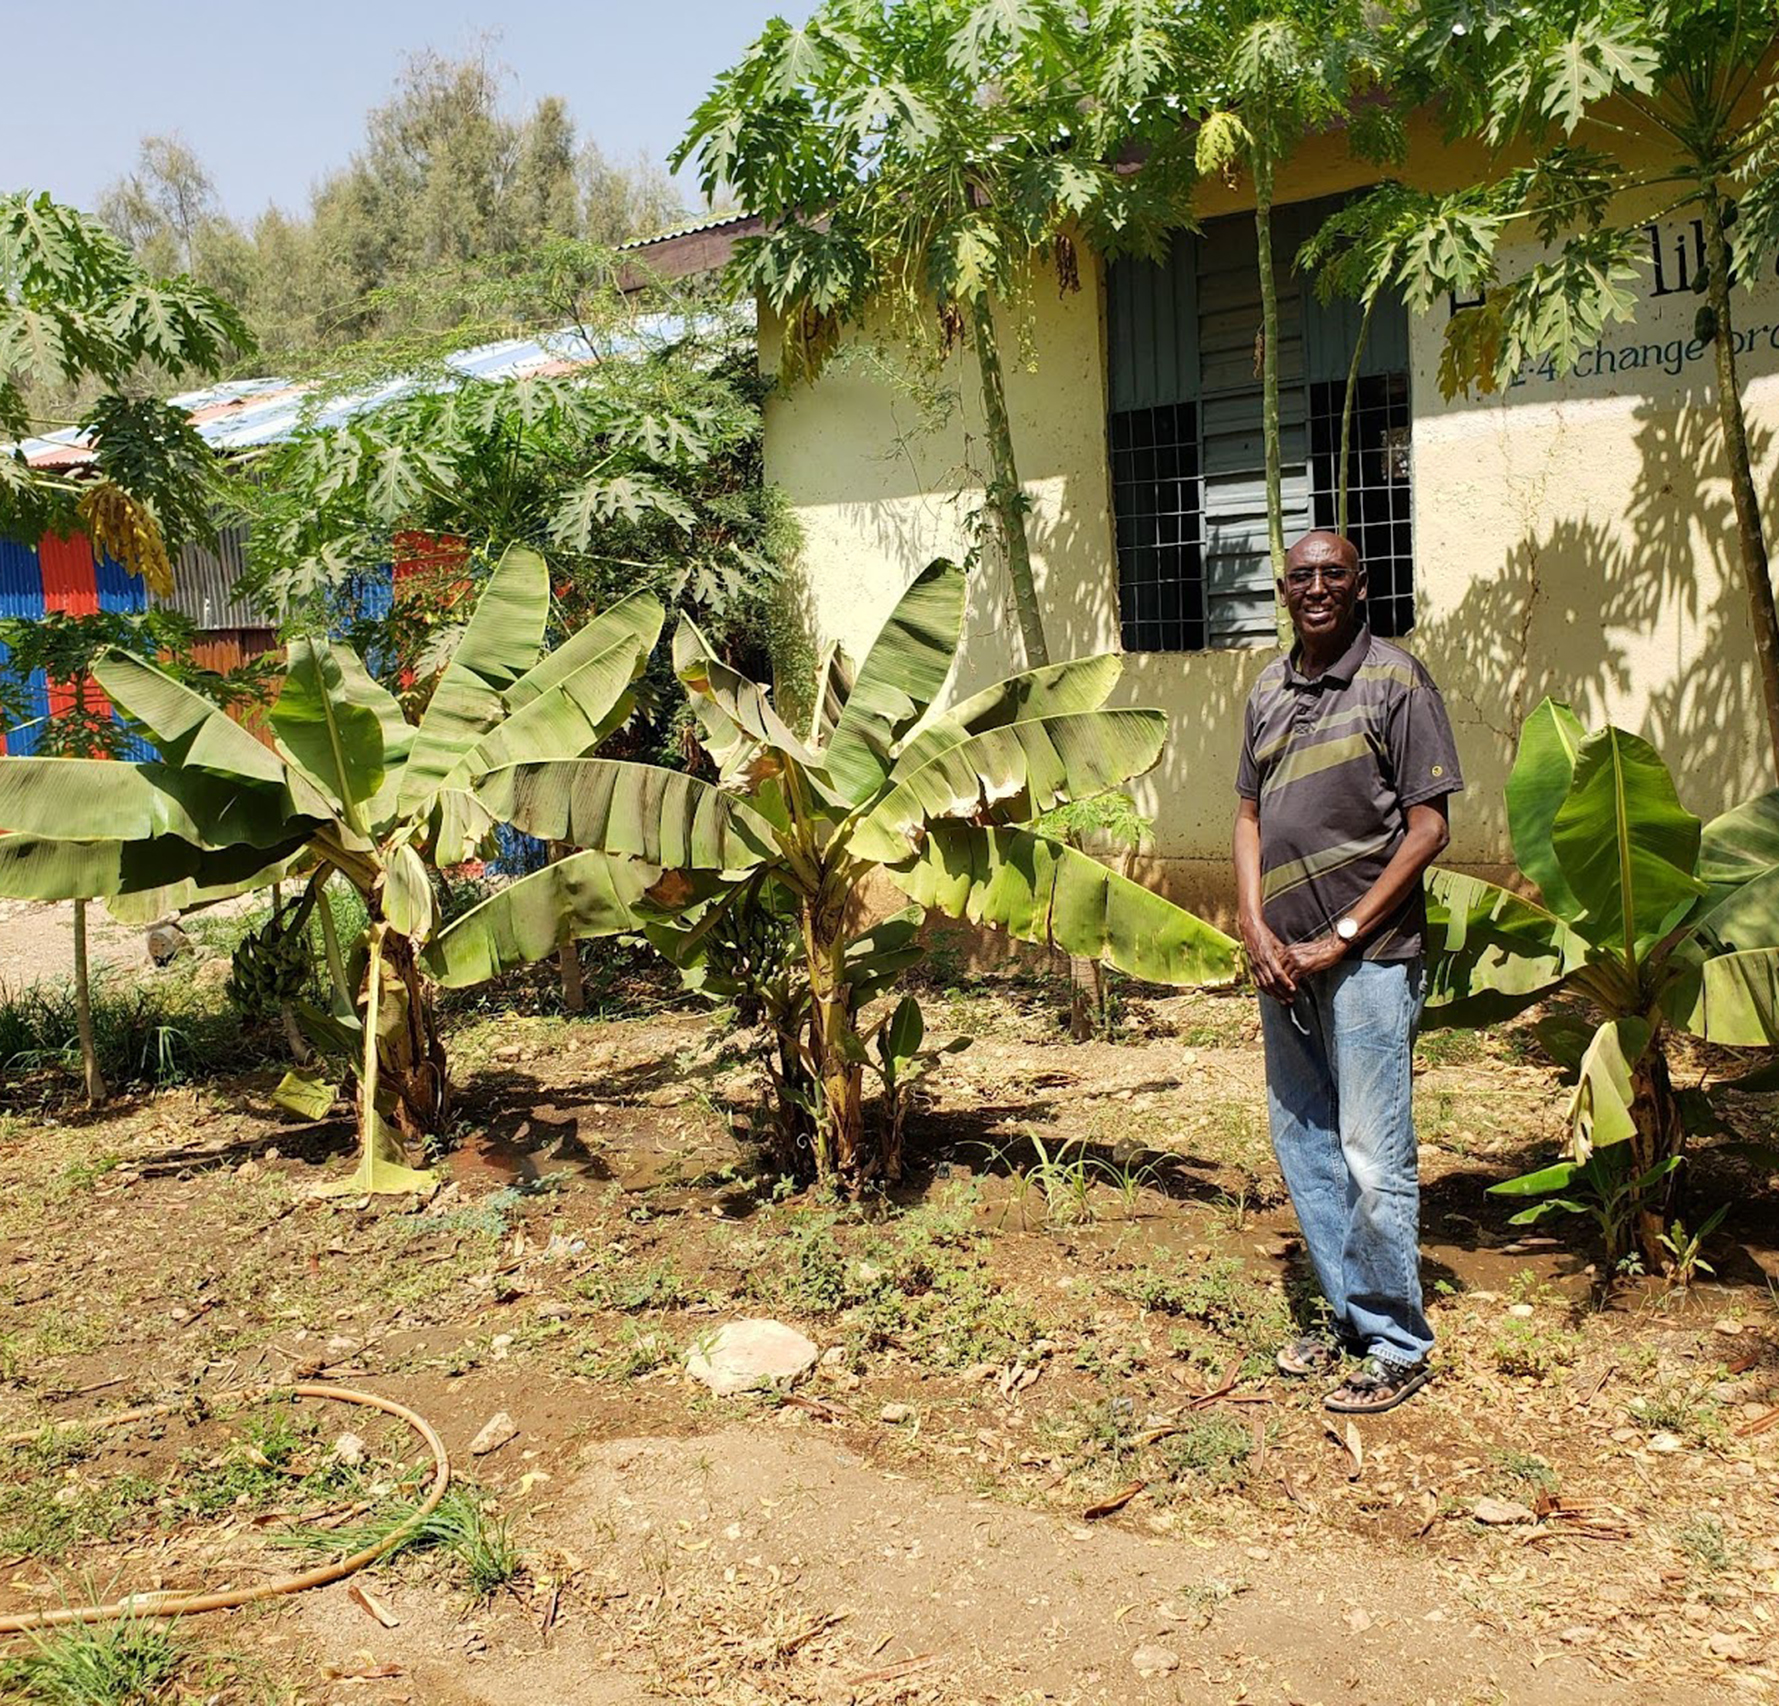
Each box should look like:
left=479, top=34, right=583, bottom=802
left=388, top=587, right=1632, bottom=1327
left=0, top=1614, right=182, bottom=1705
left=0, top=1425, right=163, bottom=1564
left=728, top=1194, right=1042, bottom=1371
left=1177, top=1000, right=1251, bottom=1050
left=1489, top=1318, right=1581, bottom=1379
left=1675, top=1512, right=1745, bottom=1575
left=279, top=1485, right=521, bottom=1603
left=1486, top=1449, right=1560, bottom=1498
left=1109, top=1255, right=1292, bottom=1376
left=1628, top=1380, right=1726, bottom=1444
left=1153, top=1413, right=1256, bottom=1490
left=577, top=1323, right=678, bottom=1380
left=1415, top=1027, right=1486, bottom=1068
left=0, top=971, right=275, bottom=1100
left=575, top=1253, right=692, bottom=1313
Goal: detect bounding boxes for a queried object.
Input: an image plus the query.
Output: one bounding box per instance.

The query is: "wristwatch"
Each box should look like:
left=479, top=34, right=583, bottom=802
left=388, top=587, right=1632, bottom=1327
left=1334, top=916, right=1360, bottom=945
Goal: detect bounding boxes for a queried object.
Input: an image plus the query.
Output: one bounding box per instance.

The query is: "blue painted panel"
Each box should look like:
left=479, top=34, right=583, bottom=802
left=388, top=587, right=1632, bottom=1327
left=94, top=551, right=147, bottom=613
left=0, top=538, right=45, bottom=620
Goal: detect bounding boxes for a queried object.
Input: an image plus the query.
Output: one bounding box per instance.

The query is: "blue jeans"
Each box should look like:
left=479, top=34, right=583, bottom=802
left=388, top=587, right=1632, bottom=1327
left=1258, top=957, right=1433, bottom=1368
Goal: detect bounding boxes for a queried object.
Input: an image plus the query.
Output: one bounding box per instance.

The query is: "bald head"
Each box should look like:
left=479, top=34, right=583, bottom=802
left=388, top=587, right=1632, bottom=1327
left=1285, top=531, right=1360, bottom=573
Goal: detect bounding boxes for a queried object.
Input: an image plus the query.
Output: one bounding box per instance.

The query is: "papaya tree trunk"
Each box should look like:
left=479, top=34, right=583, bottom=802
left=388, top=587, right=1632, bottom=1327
left=803, top=892, right=864, bottom=1194
left=1702, top=189, right=1779, bottom=776
left=1336, top=290, right=1380, bottom=537
left=72, top=899, right=106, bottom=1107
left=1254, top=148, right=1289, bottom=647
left=969, top=291, right=1050, bottom=670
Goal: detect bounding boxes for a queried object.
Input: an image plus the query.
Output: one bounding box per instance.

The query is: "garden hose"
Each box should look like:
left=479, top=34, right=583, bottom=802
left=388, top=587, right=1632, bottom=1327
left=0, top=1382, right=451, bottom=1634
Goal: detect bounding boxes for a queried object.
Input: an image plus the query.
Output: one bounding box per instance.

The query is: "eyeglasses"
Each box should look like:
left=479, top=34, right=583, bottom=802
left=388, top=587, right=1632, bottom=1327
left=1285, top=565, right=1355, bottom=589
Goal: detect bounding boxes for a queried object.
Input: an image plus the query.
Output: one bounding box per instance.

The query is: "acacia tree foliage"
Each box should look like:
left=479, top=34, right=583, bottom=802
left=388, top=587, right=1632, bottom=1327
left=1377, top=0, right=1779, bottom=769
left=676, top=0, right=1198, bottom=670
left=1175, top=0, right=1396, bottom=594
left=99, top=52, right=685, bottom=359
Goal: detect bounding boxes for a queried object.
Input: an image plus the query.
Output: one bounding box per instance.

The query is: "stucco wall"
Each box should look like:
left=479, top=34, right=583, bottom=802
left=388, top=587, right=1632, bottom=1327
left=761, top=120, right=1779, bottom=920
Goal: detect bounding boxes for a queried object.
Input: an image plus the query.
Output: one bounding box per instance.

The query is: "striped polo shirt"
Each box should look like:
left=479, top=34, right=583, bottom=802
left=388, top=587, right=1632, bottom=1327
left=1235, top=623, right=1463, bottom=962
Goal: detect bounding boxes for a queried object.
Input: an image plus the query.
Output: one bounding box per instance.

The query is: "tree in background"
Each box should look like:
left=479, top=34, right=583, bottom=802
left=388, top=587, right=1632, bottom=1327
left=1382, top=0, right=1779, bottom=772
left=98, top=49, right=687, bottom=361
left=0, top=193, right=253, bottom=1105
left=677, top=0, right=1198, bottom=672
left=1174, top=0, right=1395, bottom=610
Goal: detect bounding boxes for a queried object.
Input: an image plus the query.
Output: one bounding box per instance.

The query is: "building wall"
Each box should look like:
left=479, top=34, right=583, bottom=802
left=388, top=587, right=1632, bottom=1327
left=761, top=116, right=1779, bottom=920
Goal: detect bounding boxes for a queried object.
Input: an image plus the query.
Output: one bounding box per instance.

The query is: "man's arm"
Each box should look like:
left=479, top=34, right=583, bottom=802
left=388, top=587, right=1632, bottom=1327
left=1279, top=799, right=1451, bottom=979
left=1234, top=796, right=1298, bottom=1001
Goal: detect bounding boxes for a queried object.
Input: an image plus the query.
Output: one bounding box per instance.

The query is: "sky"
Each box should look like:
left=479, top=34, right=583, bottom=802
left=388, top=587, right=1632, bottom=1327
left=0, top=0, right=803, bottom=223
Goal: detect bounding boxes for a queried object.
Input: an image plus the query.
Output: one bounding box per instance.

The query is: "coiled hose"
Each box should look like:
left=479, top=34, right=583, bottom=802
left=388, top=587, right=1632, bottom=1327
left=0, top=1382, right=451, bottom=1634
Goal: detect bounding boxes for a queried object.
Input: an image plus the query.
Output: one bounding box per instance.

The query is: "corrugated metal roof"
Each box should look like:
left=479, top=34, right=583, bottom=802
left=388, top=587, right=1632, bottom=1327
left=10, top=308, right=751, bottom=470
left=624, top=211, right=758, bottom=249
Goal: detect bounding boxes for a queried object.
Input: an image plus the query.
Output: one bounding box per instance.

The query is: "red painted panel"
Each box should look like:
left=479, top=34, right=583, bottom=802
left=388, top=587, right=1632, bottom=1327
left=38, top=531, right=99, bottom=615
left=392, top=530, right=468, bottom=585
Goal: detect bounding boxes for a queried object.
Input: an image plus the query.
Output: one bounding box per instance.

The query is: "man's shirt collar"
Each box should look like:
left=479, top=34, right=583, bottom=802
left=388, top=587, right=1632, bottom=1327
left=1285, top=621, right=1372, bottom=688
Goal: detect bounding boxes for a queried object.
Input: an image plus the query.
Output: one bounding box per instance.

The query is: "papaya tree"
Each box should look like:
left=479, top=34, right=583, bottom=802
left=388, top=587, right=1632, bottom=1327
left=1424, top=698, right=1779, bottom=1269
left=0, top=545, right=663, bottom=1193
left=675, top=0, right=1198, bottom=672
left=430, top=559, right=1238, bottom=1193
left=1388, top=0, right=1779, bottom=771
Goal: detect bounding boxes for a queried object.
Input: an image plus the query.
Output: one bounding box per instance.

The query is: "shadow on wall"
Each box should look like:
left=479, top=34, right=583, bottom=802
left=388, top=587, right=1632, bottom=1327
left=1414, top=382, right=1776, bottom=861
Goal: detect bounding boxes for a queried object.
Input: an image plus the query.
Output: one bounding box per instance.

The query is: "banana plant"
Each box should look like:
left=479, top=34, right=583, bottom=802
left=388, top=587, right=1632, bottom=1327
left=431, top=558, right=1238, bottom=1193
left=1424, top=697, right=1779, bottom=1267
left=0, top=544, right=663, bottom=1194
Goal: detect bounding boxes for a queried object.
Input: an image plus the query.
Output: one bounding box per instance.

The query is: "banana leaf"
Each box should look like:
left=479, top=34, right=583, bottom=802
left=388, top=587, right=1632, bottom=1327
left=1422, top=868, right=1586, bottom=1024
left=822, top=558, right=965, bottom=802
left=1548, top=725, right=1703, bottom=958
left=93, top=649, right=287, bottom=787
left=890, top=824, right=1238, bottom=986
left=271, top=638, right=396, bottom=824
left=0, top=831, right=308, bottom=906
left=425, top=851, right=664, bottom=987
left=1698, top=788, right=1779, bottom=887
left=398, top=543, right=551, bottom=817
left=1504, top=697, right=1584, bottom=915
left=476, top=758, right=778, bottom=870
left=891, top=654, right=1123, bottom=776
left=854, top=707, right=1165, bottom=863
left=674, top=616, right=824, bottom=779
left=1663, top=946, right=1779, bottom=1047
left=382, top=843, right=436, bottom=943
left=0, top=758, right=301, bottom=849
left=502, top=587, right=663, bottom=715
left=1566, top=1016, right=1650, bottom=1157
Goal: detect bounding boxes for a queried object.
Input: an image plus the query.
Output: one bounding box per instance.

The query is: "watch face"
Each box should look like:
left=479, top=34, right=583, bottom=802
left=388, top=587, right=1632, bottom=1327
left=1337, top=918, right=1358, bottom=941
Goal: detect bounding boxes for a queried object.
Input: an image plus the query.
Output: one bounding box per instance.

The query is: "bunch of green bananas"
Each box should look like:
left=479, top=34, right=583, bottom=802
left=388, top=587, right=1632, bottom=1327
left=227, top=891, right=315, bottom=1015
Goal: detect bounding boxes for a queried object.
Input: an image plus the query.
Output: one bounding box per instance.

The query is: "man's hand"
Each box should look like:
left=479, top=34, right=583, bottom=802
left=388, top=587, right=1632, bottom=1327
left=1240, top=912, right=1299, bottom=1001
left=1280, top=933, right=1345, bottom=983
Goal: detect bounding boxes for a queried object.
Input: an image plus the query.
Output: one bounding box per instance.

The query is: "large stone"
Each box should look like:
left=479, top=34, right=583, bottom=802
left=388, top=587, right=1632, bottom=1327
left=686, top=1320, right=819, bottom=1397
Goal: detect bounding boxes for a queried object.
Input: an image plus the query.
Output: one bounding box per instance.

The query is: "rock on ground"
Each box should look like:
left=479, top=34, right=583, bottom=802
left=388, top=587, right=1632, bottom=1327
left=685, top=1319, right=819, bottom=1396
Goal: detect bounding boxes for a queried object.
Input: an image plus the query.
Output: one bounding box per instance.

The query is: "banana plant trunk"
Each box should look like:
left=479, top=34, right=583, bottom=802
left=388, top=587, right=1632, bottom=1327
left=1702, top=189, right=1779, bottom=777
left=72, top=899, right=106, bottom=1107
left=1628, top=1040, right=1684, bottom=1273
left=969, top=291, right=1050, bottom=671
left=803, top=890, right=865, bottom=1194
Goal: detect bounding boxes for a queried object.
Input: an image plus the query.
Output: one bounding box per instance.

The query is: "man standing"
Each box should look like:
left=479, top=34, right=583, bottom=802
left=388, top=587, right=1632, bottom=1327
left=1232, top=530, right=1461, bottom=1414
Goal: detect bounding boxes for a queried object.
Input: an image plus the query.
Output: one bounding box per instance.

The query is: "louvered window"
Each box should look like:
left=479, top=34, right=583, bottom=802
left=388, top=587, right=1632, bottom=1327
left=1106, top=201, right=1415, bottom=651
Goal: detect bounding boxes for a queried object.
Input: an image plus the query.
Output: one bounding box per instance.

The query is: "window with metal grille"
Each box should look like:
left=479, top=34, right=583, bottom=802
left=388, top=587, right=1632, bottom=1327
left=1106, top=202, right=1415, bottom=653
left=1308, top=373, right=1414, bottom=638
left=1110, top=402, right=1205, bottom=653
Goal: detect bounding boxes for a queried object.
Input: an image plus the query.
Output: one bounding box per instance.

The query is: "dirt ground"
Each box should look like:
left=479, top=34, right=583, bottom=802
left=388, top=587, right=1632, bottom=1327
left=0, top=915, right=1776, bottom=1705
